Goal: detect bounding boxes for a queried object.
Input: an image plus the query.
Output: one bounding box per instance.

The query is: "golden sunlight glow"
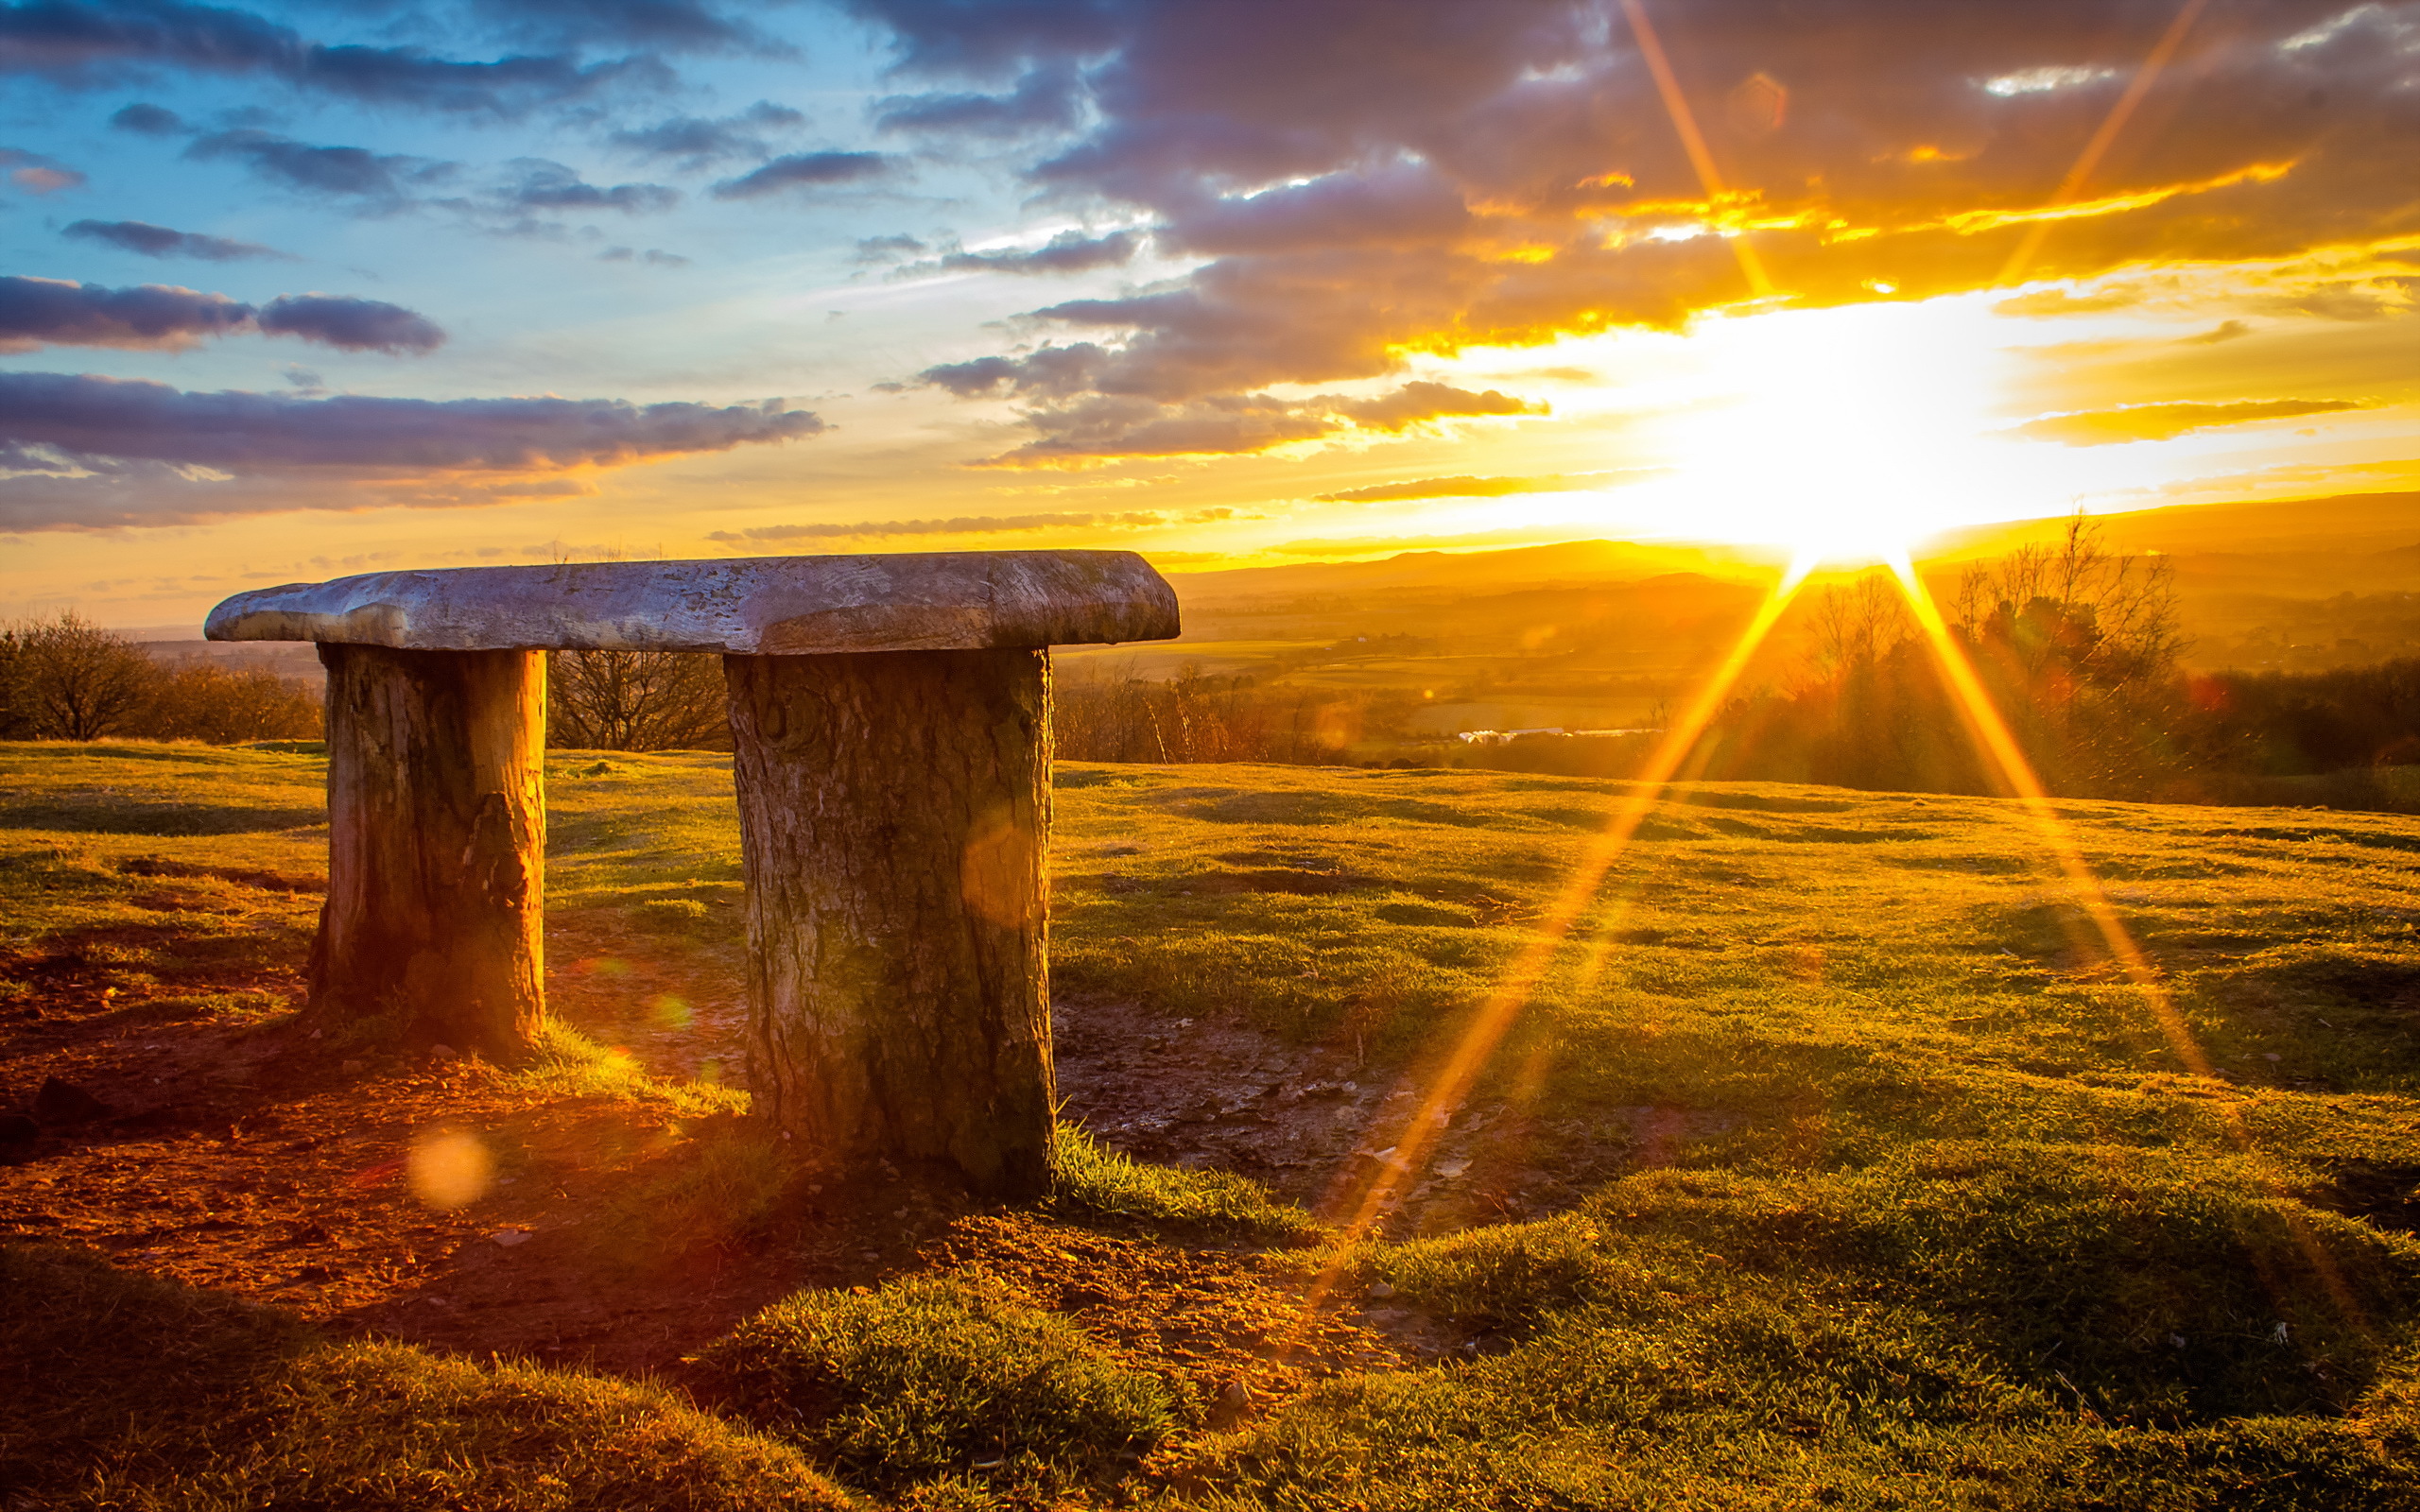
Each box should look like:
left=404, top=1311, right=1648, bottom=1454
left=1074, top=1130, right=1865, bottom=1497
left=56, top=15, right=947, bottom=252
left=1630, top=301, right=2018, bottom=563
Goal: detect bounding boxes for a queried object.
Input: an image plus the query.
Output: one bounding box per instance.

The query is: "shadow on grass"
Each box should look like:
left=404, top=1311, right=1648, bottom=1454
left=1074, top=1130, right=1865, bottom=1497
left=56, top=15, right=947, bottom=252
left=0, top=1245, right=849, bottom=1510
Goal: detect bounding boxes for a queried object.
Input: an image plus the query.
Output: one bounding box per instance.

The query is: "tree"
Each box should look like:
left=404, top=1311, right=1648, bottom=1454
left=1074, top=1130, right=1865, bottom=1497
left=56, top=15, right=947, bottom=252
left=546, top=648, right=731, bottom=750
left=1951, top=515, right=2186, bottom=794
left=7, top=611, right=157, bottom=740
left=145, top=662, right=323, bottom=744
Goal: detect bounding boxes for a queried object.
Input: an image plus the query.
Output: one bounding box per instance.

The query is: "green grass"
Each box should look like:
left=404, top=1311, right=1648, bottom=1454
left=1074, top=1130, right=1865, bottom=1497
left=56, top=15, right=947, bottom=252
left=9, top=742, right=2420, bottom=1505
left=701, top=1272, right=1182, bottom=1492
left=1052, top=1125, right=1323, bottom=1242
left=0, top=1245, right=851, bottom=1511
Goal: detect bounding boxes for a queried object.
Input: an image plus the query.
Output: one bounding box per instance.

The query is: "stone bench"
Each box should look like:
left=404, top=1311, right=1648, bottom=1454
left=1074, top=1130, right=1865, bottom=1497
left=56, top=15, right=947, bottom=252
left=207, top=551, right=1180, bottom=1196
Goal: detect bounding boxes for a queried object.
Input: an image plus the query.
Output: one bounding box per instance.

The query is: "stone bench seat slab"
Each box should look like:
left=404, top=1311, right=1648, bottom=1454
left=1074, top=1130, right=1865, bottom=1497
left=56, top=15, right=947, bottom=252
left=204, top=549, right=1179, bottom=653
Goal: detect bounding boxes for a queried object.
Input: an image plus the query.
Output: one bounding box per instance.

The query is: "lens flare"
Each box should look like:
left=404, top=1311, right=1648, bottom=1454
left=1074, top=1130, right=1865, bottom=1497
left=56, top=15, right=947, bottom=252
left=406, top=1126, right=493, bottom=1211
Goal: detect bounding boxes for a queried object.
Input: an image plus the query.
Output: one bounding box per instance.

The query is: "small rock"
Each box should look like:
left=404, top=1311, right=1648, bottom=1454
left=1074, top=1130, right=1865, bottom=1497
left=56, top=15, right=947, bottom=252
left=0, top=1112, right=39, bottom=1144
left=1365, top=1280, right=1396, bottom=1299
left=427, top=1044, right=459, bottom=1063
left=491, top=1228, right=532, bottom=1247
left=340, top=1059, right=366, bottom=1074
left=33, top=1076, right=111, bottom=1125
left=1210, top=1379, right=1254, bottom=1424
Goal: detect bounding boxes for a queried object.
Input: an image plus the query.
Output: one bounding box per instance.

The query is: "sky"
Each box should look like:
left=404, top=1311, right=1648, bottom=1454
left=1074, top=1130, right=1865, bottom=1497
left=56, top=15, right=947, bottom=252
left=2, top=0, right=2415, bottom=627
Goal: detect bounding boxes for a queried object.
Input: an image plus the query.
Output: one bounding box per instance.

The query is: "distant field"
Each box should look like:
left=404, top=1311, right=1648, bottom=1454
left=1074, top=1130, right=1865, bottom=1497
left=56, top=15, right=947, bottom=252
left=9, top=741, right=2420, bottom=1507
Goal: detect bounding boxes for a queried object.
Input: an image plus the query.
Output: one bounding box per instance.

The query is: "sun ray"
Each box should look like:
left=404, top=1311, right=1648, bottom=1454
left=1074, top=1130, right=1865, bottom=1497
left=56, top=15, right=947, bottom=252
left=1996, top=0, right=2210, bottom=287
left=1883, top=552, right=2369, bottom=1329
left=1283, top=553, right=1820, bottom=1329
left=1619, top=0, right=1776, bottom=300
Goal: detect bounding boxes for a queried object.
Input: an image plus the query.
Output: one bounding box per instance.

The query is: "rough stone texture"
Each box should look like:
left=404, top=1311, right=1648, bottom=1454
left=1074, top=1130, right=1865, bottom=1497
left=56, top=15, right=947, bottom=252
left=205, top=550, right=1178, bottom=653
left=725, top=647, right=1055, bottom=1198
left=311, top=644, right=546, bottom=1061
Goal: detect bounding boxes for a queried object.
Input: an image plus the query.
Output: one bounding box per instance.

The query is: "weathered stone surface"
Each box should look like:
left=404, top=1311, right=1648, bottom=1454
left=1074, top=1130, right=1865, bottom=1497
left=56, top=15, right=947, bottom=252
left=205, top=550, right=1179, bottom=652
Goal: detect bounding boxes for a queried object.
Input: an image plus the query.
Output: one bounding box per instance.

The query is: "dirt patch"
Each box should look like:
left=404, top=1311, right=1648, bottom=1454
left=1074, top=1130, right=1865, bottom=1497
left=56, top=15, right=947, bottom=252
left=1053, top=996, right=1680, bottom=1240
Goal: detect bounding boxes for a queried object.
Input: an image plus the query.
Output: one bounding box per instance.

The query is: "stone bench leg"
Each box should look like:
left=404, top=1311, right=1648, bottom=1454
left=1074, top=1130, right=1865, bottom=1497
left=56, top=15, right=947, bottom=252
left=311, top=644, right=546, bottom=1062
left=724, top=647, right=1055, bottom=1199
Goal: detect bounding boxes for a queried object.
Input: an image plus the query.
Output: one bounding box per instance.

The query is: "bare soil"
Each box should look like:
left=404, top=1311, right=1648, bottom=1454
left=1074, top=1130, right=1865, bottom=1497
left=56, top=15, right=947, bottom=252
left=0, top=910, right=1448, bottom=1421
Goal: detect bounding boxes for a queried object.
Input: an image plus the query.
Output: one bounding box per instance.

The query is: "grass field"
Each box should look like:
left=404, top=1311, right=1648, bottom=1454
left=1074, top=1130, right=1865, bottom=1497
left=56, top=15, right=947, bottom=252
left=8, top=739, right=2420, bottom=1507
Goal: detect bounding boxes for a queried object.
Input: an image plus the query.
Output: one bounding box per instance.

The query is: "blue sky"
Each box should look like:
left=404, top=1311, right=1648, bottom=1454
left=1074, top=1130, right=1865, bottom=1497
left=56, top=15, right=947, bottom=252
left=3, top=0, right=2416, bottom=626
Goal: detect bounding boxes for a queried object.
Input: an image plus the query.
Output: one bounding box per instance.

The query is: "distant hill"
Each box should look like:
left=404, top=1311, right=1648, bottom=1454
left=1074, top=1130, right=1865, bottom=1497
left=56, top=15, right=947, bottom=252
left=1925, top=490, right=2420, bottom=563
left=1165, top=538, right=1780, bottom=605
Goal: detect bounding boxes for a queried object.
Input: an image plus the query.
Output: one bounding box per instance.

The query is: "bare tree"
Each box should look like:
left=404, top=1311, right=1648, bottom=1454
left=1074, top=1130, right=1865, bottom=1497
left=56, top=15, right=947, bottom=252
left=5, top=611, right=158, bottom=740
left=546, top=648, right=732, bottom=750
left=1953, top=514, right=2182, bottom=692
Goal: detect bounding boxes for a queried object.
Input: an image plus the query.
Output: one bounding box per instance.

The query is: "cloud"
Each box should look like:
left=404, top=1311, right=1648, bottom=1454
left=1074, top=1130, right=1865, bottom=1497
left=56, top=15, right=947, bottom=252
left=0, top=1, right=646, bottom=115
left=958, top=380, right=1546, bottom=467
left=710, top=150, right=901, bottom=199
left=0, top=275, right=251, bottom=352
left=0, top=277, right=443, bottom=353
left=0, top=373, right=825, bottom=527
left=840, top=0, right=2420, bottom=460
left=255, top=294, right=445, bottom=353
left=932, top=229, right=1140, bottom=274
left=1992, top=285, right=2145, bottom=318
left=1336, top=381, right=1544, bottom=432
left=496, top=158, right=677, bottom=213
left=1314, top=471, right=1622, bottom=503
left=855, top=232, right=928, bottom=262
left=108, top=101, right=182, bottom=134
left=598, top=246, right=689, bottom=267
left=2177, top=319, right=2255, bottom=345
left=185, top=129, right=451, bottom=208
left=62, top=217, right=290, bottom=262
left=0, top=146, right=84, bottom=193
left=705, top=507, right=1231, bottom=542
left=476, top=0, right=788, bottom=57
left=873, top=61, right=1084, bottom=138
left=610, top=101, right=802, bottom=169
left=2014, top=398, right=2372, bottom=446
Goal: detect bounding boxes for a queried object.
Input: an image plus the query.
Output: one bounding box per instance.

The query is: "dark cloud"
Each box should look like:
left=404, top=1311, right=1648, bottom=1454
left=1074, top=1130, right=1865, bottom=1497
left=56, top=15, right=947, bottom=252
left=62, top=217, right=290, bottom=261
left=934, top=228, right=1138, bottom=274
left=497, top=159, right=678, bottom=213
left=185, top=129, right=451, bottom=208
left=710, top=150, right=900, bottom=199
left=846, top=0, right=2420, bottom=461
left=107, top=101, right=182, bottom=134
left=0, top=146, right=85, bottom=193
left=0, top=1, right=646, bottom=115
left=610, top=101, right=802, bottom=170
left=0, top=276, right=444, bottom=353
left=0, top=274, right=251, bottom=352
left=873, top=61, right=1083, bottom=137
left=0, top=373, right=823, bottom=508
left=2014, top=398, right=2371, bottom=445
left=256, top=294, right=446, bottom=353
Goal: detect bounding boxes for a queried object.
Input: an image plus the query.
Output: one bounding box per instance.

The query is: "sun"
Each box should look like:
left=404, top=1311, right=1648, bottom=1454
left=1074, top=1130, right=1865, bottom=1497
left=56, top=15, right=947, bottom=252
left=1635, top=297, right=2028, bottom=564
